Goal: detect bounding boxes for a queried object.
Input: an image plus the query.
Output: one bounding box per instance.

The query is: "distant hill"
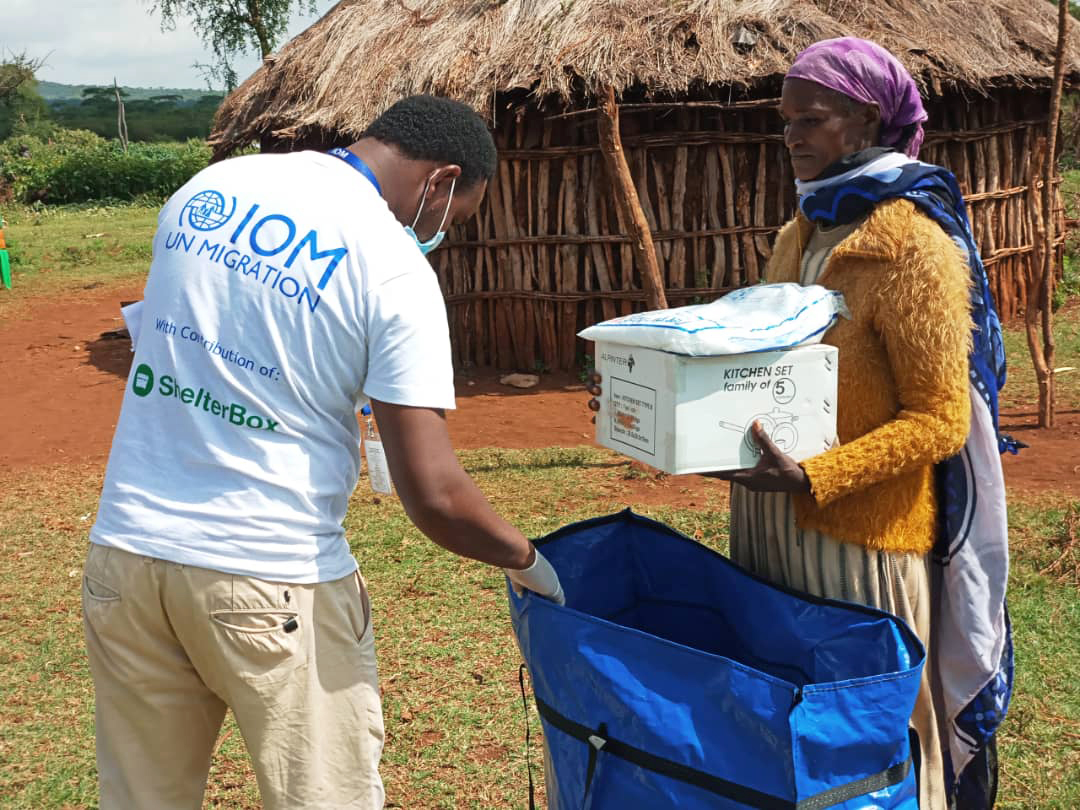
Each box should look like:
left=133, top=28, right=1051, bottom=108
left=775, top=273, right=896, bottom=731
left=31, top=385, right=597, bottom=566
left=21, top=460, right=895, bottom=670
left=28, top=81, right=226, bottom=142
left=37, top=81, right=224, bottom=105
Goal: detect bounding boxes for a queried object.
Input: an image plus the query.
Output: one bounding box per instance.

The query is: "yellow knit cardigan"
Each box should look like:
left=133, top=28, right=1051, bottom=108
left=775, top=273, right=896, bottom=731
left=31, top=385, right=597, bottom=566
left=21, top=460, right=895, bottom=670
left=767, top=199, right=973, bottom=554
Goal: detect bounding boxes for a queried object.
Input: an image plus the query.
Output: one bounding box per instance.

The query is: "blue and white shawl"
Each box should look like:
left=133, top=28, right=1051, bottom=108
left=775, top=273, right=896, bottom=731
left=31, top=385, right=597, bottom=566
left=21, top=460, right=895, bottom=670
left=797, top=151, right=1016, bottom=793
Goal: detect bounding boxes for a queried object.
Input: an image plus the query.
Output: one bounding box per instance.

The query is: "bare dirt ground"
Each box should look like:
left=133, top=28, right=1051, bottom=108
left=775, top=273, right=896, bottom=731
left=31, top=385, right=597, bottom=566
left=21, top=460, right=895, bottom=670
left=2, top=284, right=1076, bottom=500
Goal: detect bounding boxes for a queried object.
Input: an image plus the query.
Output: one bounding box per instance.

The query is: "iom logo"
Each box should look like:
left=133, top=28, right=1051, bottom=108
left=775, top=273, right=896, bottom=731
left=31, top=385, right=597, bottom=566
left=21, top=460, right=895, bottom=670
left=180, top=190, right=237, bottom=231
left=163, top=193, right=350, bottom=308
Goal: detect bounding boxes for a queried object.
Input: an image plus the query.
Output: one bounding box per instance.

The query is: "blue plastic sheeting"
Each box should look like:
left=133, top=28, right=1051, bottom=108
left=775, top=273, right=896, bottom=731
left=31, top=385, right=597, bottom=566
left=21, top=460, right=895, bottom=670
left=509, top=510, right=925, bottom=809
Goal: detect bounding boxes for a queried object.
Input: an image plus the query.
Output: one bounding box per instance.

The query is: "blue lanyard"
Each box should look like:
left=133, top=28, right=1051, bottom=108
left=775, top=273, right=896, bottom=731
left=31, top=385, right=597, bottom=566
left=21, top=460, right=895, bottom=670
left=328, top=148, right=382, bottom=197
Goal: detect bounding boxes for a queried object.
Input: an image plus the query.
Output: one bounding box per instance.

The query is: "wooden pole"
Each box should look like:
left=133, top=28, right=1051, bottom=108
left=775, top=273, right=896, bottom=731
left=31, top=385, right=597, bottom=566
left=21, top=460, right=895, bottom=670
left=597, top=85, right=668, bottom=310
left=1033, top=0, right=1068, bottom=428
left=1028, top=139, right=1054, bottom=427
left=113, top=78, right=128, bottom=152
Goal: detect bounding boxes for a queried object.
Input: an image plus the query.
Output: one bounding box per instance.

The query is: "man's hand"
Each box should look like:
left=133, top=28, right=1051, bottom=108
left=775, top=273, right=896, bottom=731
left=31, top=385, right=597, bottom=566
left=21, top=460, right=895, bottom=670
left=505, top=548, right=566, bottom=606
left=706, top=421, right=812, bottom=494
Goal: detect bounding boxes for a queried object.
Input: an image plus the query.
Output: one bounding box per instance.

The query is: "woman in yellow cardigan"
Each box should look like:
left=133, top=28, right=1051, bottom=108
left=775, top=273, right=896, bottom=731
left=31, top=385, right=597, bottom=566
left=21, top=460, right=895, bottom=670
left=590, top=38, right=1011, bottom=810
left=712, top=40, right=1011, bottom=810
left=723, top=50, right=966, bottom=810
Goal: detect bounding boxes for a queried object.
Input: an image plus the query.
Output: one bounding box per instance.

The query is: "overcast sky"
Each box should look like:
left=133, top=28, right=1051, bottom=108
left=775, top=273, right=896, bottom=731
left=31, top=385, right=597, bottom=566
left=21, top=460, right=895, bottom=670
left=3, top=0, right=337, bottom=90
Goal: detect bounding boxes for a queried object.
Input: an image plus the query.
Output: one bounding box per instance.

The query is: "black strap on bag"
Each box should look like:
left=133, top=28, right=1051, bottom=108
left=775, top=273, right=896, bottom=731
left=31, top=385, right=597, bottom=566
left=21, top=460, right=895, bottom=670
left=519, top=664, right=538, bottom=810
left=533, top=694, right=912, bottom=810
left=581, top=721, right=607, bottom=805
left=519, top=665, right=605, bottom=809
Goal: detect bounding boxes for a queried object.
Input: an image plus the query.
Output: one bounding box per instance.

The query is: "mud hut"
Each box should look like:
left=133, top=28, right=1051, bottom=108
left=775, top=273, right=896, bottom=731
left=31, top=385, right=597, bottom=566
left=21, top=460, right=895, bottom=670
left=211, top=0, right=1079, bottom=371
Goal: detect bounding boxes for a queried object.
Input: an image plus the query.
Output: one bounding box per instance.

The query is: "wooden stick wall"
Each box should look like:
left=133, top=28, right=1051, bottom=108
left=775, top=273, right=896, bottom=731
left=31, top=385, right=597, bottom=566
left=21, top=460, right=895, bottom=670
left=433, top=88, right=1062, bottom=371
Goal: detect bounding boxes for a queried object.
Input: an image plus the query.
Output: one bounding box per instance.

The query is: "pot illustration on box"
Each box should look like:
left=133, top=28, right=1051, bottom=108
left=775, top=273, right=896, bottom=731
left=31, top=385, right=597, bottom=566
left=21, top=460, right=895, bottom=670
left=717, top=407, right=799, bottom=455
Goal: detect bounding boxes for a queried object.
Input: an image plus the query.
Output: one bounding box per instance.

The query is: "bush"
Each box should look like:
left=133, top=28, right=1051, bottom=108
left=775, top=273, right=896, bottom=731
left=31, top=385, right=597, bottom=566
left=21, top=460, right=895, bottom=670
left=0, top=129, right=210, bottom=204
left=1054, top=253, right=1080, bottom=311
left=1060, top=94, right=1080, bottom=170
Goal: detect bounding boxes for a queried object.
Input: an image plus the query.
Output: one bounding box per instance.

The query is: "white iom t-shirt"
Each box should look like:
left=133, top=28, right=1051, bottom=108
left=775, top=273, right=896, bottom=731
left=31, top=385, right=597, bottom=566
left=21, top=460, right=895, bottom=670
left=91, top=151, right=456, bottom=583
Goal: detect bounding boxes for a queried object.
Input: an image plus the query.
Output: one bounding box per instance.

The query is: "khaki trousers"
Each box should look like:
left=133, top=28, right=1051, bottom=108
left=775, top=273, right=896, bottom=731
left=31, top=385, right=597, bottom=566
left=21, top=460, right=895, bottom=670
left=82, top=543, right=385, bottom=810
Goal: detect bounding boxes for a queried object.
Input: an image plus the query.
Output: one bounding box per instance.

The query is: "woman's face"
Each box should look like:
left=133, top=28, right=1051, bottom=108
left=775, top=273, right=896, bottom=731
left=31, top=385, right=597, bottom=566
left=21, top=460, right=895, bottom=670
left=780, top=78, right=881, bottom=181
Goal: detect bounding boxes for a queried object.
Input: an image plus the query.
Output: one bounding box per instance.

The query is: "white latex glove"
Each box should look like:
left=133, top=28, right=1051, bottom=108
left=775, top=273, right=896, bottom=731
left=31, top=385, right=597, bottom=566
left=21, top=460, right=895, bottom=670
left=505, top=548, right=565, bottom=606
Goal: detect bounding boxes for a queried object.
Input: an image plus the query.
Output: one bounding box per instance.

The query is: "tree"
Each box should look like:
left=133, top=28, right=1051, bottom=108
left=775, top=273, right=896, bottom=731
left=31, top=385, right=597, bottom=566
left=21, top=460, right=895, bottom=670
left=148, top=0, right=318, bottom=90
left=0, top=54, right=51, bottom=140
left=597, top=86, right=668, bottom=311
left=0, top=52, right=46, bottom=104
left=1028, top=0, right=1069, bottom=428
left=81, top=85, right=128, bottom=107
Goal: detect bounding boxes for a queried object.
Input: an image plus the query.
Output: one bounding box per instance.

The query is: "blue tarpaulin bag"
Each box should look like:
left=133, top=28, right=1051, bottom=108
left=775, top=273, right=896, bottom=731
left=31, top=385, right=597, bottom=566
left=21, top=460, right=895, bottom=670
left=509, top=510, right=925, bottom=809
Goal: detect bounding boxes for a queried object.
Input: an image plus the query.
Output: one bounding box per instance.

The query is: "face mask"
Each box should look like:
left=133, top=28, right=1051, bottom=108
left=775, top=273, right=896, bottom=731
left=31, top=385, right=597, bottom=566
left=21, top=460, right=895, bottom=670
left=405, top=174, right=456, bottom=255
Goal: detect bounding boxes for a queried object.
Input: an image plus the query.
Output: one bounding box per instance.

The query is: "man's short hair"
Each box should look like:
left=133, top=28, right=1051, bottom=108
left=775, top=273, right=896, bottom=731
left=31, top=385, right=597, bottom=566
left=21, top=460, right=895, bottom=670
left=362, top=95, right=497, bottom=188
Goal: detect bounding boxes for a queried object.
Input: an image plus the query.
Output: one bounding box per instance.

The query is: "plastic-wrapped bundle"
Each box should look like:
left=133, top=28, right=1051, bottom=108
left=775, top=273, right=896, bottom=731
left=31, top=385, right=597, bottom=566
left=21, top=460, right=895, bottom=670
left=577, top=283, right=848, bottom=357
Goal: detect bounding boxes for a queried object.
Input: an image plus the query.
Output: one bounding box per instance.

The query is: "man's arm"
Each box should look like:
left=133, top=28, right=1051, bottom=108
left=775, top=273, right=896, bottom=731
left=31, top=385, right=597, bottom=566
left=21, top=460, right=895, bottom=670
left=361, top=266, right=561, bottom=602
left=369, top=399, right=536, bottom=570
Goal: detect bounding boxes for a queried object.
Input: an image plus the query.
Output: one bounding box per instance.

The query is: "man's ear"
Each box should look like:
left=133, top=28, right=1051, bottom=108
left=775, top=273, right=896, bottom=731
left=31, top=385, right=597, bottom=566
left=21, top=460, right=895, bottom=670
left=432, top=164, right=462, bottom=182
left=429, top=164, right=461, bottom=198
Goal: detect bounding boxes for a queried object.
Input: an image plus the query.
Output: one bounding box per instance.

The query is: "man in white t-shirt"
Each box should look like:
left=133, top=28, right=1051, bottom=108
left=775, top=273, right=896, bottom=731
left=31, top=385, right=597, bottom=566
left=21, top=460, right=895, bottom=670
left=84, top=95, right=563, bottom=810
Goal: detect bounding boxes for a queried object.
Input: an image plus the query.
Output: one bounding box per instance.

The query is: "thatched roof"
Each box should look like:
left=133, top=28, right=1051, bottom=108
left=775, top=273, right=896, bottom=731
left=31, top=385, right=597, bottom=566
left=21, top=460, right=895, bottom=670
left=211, top=0, right=1080, bottom=156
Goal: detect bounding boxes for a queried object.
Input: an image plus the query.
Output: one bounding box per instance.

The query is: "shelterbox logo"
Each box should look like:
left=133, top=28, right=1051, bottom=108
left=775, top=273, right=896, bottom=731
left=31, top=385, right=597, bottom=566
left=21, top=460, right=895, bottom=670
left=132, top=364, right=154, bottom=397
left=130, top=363, right=280, bottom=432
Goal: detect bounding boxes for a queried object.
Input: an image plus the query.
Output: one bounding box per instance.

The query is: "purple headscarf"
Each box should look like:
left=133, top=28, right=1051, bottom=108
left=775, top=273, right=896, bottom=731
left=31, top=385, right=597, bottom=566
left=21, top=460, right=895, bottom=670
left=786, top=37, right=928, bottom=158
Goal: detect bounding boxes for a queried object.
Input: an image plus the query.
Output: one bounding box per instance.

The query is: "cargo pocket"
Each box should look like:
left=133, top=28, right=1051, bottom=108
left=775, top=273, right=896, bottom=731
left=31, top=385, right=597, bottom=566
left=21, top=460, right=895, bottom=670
left=209, top=607, right=305, bottom=688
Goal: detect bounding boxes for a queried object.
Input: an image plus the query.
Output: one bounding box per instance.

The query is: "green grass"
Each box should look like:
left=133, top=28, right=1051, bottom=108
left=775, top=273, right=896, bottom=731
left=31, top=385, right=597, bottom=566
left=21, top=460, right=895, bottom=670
left=997, top=501, right=1080, bottom=807
left=1057, top=170, right=1080, bottom=309
left=0, top=203, right=159, bottom=319
left=0, top=452, right=730, bottom=810
left=1000, top=301, right=1080, bottom=411
left=0, top=453, right=1076, bottom=809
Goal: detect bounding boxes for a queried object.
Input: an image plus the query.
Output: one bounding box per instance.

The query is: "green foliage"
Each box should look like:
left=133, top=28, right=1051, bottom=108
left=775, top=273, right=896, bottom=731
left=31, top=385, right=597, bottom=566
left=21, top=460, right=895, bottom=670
left=0, top=76, right=50, bottom=141
left=1054, top=253, right=1080, bottom=311
left=48, top=87, right=224, bottom=142
left=150, top=0, right=319, bottom=89
left=1059, top=94, right=1080, bottom=169
left=80, top=85, right=128, bottom=104
left=0, top=129, right=210, bottom=204
left=0, top=53, right=44, bottom=103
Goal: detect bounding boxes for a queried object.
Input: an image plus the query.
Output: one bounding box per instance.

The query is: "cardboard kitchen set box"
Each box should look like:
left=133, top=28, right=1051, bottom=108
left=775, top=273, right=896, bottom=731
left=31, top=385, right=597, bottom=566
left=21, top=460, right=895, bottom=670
left=594, top=342, right=838, bottom=475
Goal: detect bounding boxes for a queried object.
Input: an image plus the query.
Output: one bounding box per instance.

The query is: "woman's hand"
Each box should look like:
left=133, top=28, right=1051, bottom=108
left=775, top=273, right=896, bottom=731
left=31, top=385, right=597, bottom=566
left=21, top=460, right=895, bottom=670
left=706, top=421, right=812, bottom=494
left=590, top=372, right=809, bottom=494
